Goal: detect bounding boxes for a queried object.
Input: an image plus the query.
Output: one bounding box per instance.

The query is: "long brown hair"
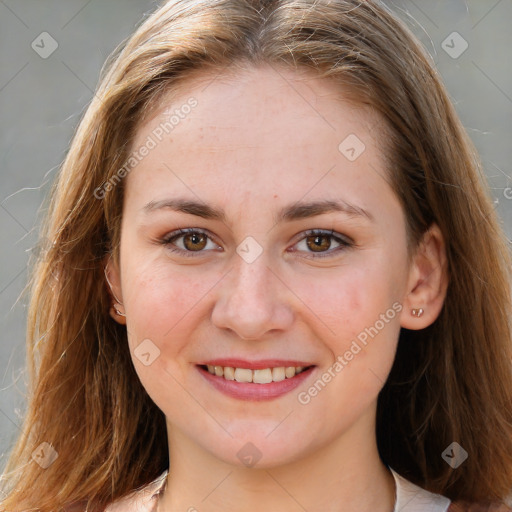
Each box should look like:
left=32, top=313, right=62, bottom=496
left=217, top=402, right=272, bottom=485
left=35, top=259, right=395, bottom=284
left=2, top=0, right=512, bottom=510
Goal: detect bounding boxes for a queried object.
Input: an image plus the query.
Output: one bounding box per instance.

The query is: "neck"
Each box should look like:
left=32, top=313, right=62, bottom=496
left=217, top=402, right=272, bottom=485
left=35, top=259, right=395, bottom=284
left=158, top=408, right=396, bottom=512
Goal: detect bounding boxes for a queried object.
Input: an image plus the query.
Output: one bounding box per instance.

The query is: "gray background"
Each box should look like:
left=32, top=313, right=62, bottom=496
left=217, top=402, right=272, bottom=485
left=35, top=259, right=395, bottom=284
left=1, top=0, right=511, bottom=474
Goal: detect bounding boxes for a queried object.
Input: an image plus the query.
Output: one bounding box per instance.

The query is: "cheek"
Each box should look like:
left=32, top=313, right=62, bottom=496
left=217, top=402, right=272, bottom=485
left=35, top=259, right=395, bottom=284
left=291, top=264, right=402, bottom=419
left=292, top=262, right=399, bottom=342
left=290, top=257, right=403, bottom=404
left=121, top=255, right=223, bottom=349
left=120, top=260, right=219, bottom=410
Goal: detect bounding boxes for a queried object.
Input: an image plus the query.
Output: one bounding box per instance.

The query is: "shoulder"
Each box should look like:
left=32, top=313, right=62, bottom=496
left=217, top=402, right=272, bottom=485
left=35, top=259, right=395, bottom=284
left=390, top=467, right=451, bottom=511
left=448, top=502, right=512, bottom=512
left=104, top=471, right=167, bottom=512
left=62, top=471, right=168, bottom=512
left=390, top=467, right=512, bottom=512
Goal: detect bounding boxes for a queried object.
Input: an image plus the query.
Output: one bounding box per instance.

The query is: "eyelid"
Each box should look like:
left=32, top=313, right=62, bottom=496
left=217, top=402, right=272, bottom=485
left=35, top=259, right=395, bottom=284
left=161, top=227, right=217, bottom=244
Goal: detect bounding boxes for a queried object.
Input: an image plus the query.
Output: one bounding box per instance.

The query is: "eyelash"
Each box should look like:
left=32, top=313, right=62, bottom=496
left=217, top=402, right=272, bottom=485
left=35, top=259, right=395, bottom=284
left=160, top=228, right=354, bottom=259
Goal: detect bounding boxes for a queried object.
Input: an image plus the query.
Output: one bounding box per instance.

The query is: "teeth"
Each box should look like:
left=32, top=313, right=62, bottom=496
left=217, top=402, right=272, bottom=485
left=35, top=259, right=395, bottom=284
left=253, top=369, right=273, bottom=384
left=272, top=367, right=286, bottom=382
left=285, top=366, right=296, bottom=378
left=223, top=366, right=235, bottom=380
left=234, top=368, right=253, bottom=383
left=204, top=365, right=309, bottom=383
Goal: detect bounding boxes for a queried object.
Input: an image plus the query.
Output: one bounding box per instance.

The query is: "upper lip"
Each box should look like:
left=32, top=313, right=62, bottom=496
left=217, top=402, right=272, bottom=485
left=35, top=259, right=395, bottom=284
left=197, top=359, right=315, bottom=370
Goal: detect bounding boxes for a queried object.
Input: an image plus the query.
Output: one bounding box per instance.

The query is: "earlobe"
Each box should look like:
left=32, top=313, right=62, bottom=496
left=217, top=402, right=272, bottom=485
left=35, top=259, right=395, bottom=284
left=400, top=223, right=448, bottom=330
left=104, top=255, right=127, bottom=325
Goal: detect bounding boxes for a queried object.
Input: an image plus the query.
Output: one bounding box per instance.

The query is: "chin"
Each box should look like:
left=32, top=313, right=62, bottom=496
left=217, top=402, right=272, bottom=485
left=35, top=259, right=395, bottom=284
left=198, top=430, right=318, bottom=470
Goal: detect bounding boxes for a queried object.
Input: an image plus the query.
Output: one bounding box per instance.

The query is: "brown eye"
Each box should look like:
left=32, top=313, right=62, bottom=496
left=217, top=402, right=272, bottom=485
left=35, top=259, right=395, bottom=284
left=183, top=232, right=207, bottom=251
left=162, top=228, right=219, bottom=257
left=305, top=234, right=332, bottom=252
left=293, top=229, right=353, bottom=259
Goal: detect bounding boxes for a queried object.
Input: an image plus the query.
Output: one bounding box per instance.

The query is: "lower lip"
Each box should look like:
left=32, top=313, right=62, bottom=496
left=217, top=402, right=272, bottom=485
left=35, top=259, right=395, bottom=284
left=196, top=365, right=316, bottom=401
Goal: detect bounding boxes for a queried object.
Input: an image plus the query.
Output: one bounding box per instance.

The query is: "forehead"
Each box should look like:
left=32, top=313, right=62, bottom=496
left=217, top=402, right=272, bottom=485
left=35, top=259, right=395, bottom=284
left=138, top=63, right=379, bottom=142
left=125, top=64, right=393, bottom=216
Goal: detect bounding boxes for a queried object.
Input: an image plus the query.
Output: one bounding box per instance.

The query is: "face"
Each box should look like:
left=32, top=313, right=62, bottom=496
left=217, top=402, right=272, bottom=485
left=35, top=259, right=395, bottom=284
left=110, top=64, right=414, bottom=468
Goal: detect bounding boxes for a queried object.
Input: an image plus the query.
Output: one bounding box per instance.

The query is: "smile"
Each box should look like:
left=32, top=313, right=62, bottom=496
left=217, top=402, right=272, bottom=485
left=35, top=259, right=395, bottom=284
left=203, top=364, right=310, bottom=383
left=196, top=362, right=316, bottom=401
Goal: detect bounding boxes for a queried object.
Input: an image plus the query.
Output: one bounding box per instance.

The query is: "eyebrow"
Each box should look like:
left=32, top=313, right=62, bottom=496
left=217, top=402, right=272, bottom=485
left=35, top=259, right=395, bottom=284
left=142, top=197, right=374, bottom=223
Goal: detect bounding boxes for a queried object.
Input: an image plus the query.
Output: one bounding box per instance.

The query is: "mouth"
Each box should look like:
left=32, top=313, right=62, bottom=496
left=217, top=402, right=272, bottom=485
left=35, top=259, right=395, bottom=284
left=195, top=361, right=316, bottom=401
left=199, top=364, right=313, bottom=383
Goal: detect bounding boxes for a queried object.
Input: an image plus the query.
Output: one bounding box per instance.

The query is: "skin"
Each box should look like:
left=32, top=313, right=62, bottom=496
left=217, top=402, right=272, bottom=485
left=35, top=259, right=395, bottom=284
left=106, top=63, right=448, bottom=512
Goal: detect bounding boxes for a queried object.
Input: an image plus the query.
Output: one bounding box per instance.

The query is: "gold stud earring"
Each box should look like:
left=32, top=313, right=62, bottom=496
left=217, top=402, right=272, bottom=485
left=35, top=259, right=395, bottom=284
left=113, top=304, right=126, bottom=317
left=411, top=308, right=424, bottom=317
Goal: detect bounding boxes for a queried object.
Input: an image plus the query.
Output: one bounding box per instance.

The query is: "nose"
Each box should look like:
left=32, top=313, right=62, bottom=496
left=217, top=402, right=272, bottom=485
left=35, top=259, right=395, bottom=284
left=211, top=252, right=294, bottom=340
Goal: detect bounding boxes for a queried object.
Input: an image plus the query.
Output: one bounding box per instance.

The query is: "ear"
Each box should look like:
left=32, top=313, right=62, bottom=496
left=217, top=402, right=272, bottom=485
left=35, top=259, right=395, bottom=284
left=400, top=223, right=448, bottom=330
left=104, top=255, right=126, bottom=325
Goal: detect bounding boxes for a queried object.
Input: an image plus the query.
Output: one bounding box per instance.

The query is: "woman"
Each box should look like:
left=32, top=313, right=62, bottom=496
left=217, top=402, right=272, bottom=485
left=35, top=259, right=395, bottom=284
left=1, top=0, right=512, bottom=511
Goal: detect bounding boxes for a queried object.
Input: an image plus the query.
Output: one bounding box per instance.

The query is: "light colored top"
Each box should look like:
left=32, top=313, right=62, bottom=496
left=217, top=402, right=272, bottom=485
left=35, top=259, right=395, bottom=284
left=391, top=468, right=451, bottom=512
left=104, top=466, right=452, bottom=511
